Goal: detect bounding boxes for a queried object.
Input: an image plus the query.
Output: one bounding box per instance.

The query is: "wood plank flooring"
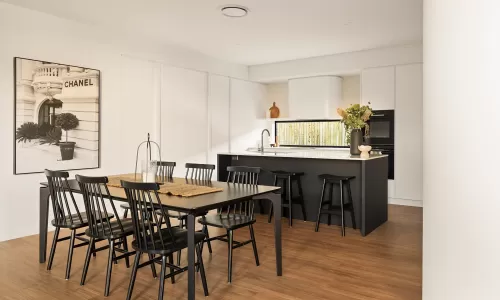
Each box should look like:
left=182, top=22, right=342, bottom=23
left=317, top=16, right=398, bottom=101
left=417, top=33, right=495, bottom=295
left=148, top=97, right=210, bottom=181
left=0, top=205, right=422, bottom=300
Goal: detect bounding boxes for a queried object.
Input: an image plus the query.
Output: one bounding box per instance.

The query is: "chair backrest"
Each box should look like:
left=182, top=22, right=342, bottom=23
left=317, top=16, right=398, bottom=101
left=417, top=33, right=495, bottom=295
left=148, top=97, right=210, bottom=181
left=45, top=169, right=84, bottom=227
left=156, top=161, right=176, bottom=181
left=121, top=180, right=177, bottom=251
left=221, top=166, right=261, bottom=218
left=75, top=175, right=123, bottom=238
left=185, top=163, right=215, bottom=181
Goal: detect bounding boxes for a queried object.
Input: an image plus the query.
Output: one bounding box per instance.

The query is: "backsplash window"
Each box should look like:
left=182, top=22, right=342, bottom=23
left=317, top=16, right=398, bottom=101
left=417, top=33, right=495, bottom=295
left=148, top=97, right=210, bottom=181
left=275, top=120, right=347, bottom=147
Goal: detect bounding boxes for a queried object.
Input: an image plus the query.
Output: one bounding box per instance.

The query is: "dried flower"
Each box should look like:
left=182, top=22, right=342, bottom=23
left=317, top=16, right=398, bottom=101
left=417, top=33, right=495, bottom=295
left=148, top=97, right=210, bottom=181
left=337, top=108, right=347, bottom=119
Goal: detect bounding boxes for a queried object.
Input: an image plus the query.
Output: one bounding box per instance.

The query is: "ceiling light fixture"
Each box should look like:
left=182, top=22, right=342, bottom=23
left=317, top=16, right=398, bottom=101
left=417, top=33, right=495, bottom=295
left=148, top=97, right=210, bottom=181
left=221, top=5, right=249, bottom=18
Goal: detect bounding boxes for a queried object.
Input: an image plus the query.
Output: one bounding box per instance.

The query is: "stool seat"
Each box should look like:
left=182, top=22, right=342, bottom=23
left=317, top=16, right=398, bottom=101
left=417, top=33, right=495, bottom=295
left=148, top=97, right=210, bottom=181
left=271, top=170, right=304, bottom=177
left=318, top=174, right=355, bottom=182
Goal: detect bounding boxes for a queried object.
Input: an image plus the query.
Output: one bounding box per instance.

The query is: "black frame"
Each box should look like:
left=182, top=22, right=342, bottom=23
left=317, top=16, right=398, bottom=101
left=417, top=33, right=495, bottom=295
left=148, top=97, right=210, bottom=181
left=13, top=57, right=101, bottom=175
left=274, top=119, right=349, bottom=148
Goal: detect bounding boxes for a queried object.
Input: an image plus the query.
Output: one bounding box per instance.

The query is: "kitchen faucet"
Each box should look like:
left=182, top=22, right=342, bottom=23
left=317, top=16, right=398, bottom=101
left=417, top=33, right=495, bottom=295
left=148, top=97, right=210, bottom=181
left=260, top=129, right=270, bottom=153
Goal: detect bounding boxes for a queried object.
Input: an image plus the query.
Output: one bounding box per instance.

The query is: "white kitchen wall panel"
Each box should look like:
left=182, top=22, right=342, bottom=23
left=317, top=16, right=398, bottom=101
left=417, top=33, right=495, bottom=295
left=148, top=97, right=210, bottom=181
left=394, top=63, right=423, bottom=202
left=230, top=79, right=267, bottom=152
left=361, top=66, right=395, bottom=110
left=161, top=66, right=208, bottom=177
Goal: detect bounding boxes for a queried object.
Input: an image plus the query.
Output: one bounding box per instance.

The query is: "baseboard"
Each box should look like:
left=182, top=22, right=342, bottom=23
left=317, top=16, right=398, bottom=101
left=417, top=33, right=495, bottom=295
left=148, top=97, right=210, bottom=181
left=388, top=197, right=423, bottom=207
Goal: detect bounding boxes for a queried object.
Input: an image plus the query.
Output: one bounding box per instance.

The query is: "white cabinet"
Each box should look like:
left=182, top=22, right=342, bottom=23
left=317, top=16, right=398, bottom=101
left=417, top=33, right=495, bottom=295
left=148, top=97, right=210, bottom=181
left=361, top=66, right=395, bottom=110
left=394, top=64, right=423, bottom=201
left=161, top=66, right=208, bottom=177
left=230, top=79, right=267, bottom=152
left=208, top=74, right=230, bottom=168
left=288, top=76, right=342, bottom=119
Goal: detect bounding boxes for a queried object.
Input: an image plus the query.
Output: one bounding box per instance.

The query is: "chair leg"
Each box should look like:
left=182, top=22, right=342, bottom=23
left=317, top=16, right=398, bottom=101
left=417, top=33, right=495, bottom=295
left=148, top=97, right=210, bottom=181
left=203, top=224, right=213, bottom=254
left=287, top=177, right=293, bottom=227
left=249, top=224, right=260, bottom=266
left=126, top=252, right=140, bottom=300
left=104, top=239, right=115, bottom=296
left=340, top=181, right=346, bottom=236
left=176, top=250, right=182, bottom=266
left=123, top=208, right=128, bottom=219
left=47, top=227, right=60, bottom=271
left=122, top=236, right=130, bottom=268
left=65, top=229, right=76, bottom=280
left=168, top=254, right=175, bottom=284
left=227, top=230, right=234, bottom=283
left=148, top=254, right=157, bottom=278
left=347, top=181, right=357, bottom=230
left=92, top=241, right=96, bottom=258
left=328, top=183, right=333, bottom=226
left=297, top=177, right=307, bottom=221
left=80, top=237, right=95, bottom=285
left=158, top=256, right=167, bottom=300
left=196, top=244, right=209, bottom=296
left=315, top=180, right=326, bottom=232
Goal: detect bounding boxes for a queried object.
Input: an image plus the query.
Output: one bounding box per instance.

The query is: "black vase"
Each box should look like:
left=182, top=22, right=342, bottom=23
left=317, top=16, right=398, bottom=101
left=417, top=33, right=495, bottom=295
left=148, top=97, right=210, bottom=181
left=350, top=129, right=362, bottom=155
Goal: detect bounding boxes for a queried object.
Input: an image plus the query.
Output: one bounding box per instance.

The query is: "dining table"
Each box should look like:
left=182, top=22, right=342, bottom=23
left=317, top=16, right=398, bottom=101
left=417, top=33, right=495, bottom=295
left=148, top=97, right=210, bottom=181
left=39, top=174, right=282, bottom=300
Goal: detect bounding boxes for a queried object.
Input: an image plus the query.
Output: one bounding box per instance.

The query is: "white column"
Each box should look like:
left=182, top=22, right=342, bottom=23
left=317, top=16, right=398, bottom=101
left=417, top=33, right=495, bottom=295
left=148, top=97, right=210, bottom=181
left=423, top=1, right=500, bottom=300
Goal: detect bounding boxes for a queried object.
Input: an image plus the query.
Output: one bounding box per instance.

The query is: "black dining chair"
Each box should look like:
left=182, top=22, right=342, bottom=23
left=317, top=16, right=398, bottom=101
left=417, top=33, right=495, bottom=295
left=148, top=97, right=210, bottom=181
left=120, top=161, right=176, bottom=219
left=44, top=169, right=114, bottom=280
left=121, top=180, right=209, bottom=300
left=198, top=166, right=261, bottom=283
left=160, top=163, right=216, bottom=265
left=76, top=175, right=136, bottom=297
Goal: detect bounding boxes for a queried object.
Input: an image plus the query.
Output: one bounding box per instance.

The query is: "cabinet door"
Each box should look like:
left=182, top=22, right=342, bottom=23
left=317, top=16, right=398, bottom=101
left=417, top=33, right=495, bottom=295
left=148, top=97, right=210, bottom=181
left=161, top=66, right=208, bottom=177
left=230, top=79, right=267, bottom=152
left=394, top=64, right=423, bottom=201
left=208, top=74, right=230, bottom=170
left=361, top=66, right=395, bottom=110
left=288, top=76, right=342, bottom=118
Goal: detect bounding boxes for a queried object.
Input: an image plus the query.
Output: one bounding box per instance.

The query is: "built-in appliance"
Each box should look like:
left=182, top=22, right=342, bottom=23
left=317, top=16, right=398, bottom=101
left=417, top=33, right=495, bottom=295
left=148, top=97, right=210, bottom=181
left=365, top=110, right=395, bottom=179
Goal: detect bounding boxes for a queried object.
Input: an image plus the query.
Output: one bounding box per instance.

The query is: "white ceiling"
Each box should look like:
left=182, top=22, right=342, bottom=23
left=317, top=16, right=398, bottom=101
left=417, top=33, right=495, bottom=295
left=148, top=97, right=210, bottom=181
left=4, top=0, right=423, bottom=66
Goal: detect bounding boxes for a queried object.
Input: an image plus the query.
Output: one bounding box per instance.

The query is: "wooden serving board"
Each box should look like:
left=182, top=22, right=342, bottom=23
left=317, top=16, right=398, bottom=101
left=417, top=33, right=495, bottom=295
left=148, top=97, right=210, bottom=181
left=106, top=174, right=223, bottom=198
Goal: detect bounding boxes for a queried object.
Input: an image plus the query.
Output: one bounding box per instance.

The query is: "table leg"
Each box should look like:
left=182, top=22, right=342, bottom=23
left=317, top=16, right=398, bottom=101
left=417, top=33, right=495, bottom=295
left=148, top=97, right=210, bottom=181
left=40, top=186, right=50, bottom=263
left=187, top=213, right=195, bottom=300
left=254, top=192, right=282, bottom=276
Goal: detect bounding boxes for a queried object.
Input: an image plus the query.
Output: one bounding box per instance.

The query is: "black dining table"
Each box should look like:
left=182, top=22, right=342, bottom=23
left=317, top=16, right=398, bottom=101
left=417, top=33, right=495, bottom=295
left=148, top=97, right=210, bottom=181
left=39, top=174, right=282, bottom=300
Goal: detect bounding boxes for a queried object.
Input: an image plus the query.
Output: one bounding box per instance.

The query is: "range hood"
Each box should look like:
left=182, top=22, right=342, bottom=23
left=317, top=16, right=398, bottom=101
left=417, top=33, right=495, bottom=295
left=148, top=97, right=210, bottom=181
left=288, top=76, right=343, bottom=119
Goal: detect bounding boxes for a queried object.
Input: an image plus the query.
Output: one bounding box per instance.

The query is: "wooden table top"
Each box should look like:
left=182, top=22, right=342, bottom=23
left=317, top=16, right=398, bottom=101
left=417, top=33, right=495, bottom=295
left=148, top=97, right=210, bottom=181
left=41, top=173, right=280, bottom=214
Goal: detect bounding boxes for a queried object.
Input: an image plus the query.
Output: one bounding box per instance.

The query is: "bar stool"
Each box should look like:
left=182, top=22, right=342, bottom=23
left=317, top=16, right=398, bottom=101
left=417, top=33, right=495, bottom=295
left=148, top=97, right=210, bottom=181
left=314, top=174, right=357, bottom=236
left=267, top=170, right=307, bottom=227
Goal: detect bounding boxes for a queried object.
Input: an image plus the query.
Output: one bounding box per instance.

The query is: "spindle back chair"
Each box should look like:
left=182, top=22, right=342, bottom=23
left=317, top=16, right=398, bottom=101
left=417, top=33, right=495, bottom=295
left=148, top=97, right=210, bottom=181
left=185, top=163, right=215, bottom=181
left=198, top=166, right=261, bottom=283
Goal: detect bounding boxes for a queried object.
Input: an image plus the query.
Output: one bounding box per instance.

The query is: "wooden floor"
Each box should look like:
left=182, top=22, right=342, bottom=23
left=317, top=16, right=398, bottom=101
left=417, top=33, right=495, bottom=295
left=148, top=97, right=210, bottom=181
left=0, top=205, right=422, bottom=300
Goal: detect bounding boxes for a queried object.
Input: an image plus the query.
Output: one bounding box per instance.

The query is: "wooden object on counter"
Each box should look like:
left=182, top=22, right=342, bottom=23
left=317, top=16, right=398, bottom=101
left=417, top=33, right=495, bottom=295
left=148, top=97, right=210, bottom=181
left=269, top=102, right=280, bottom=118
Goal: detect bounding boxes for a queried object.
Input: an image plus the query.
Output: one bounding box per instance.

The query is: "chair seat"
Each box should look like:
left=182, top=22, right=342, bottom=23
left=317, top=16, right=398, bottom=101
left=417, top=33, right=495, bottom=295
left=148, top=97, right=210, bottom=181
left=155, top=209, right=188, bottom=219
left=198, top=214, right=255, bottom=230
left=318, top=174, right=356, bottom=182
left=120, top=203, right=155, bottom=211
left=85, top=218, right=134, bottom=239
left=271, top=170, right=304, bottom=178
left=131, top=227, right=206, bottom=255
left=51, top=211, right=114, bottom=229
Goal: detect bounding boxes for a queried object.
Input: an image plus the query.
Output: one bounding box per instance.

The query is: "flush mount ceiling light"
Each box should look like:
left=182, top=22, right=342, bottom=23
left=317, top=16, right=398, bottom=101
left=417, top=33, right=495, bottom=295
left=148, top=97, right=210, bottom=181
left=221, top=5, right=249, bottom=18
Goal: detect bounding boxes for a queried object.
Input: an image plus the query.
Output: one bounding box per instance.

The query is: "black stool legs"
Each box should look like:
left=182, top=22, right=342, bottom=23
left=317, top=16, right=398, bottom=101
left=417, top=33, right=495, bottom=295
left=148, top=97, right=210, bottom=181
left=315, top=176, right=356, bottom=236
left=268, top=174, right=307, bottom=227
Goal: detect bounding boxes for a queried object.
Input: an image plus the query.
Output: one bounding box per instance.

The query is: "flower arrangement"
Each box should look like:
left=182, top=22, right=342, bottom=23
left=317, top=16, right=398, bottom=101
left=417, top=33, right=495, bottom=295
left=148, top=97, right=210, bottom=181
left=337, top=104, right=372, bottom=142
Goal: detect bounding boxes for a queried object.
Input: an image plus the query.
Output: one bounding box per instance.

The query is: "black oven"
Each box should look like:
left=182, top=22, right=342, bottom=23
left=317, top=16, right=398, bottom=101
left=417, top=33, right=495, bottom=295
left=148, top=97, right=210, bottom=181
left=365, top=110, right=394, bottom=145
left=364, top=110, right=395, bottom=180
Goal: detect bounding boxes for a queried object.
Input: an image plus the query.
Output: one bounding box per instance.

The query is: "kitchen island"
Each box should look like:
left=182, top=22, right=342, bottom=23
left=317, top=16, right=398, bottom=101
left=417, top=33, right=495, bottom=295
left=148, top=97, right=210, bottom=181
left=217, top=150, right=388, bottom=236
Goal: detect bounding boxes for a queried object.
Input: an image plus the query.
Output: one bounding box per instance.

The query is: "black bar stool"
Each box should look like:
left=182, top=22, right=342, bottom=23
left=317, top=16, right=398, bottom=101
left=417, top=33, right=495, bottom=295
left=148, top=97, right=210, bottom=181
left=314, top=174, right=357, bottom=236
left=268, top=170, right=307, bottom=227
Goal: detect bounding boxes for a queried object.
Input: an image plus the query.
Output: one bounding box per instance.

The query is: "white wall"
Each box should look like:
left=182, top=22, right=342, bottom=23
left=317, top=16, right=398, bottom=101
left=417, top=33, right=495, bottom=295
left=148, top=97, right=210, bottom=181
left=0, top=2, right=249, bottom=241
left=249, top=44, right=423, bottom=82
left=423, top=1, right=500, bottom=299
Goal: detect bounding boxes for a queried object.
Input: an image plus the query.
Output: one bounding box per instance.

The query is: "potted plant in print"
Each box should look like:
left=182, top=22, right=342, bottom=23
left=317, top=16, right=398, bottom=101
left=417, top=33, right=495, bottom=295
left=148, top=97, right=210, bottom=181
left=55, top=113, right=79, bottom=160
left=15, top=122, right=39, bottom=146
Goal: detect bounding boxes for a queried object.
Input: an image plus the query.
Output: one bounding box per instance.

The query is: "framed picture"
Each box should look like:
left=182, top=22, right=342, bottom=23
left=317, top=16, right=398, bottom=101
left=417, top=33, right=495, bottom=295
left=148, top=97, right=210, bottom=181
left=14, top=57, right=100, bottom=174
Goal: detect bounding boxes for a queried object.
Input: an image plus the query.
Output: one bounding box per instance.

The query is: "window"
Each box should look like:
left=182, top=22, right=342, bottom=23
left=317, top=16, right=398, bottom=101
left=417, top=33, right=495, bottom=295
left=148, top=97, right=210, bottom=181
left=38, top=98, right=62, bottom=125
left=275, top=120, right=347, bottom=147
